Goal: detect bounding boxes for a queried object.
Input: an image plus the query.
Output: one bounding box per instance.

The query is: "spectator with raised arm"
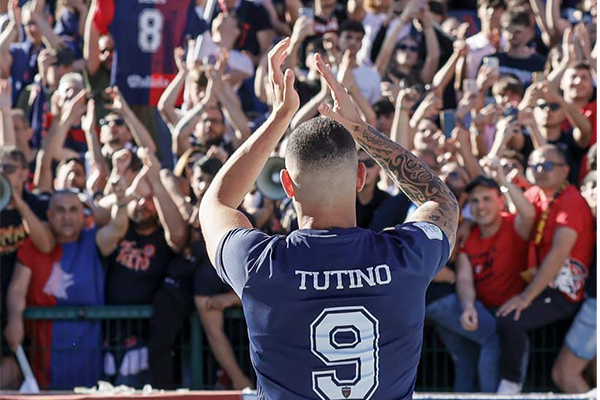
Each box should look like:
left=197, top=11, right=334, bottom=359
left=102, top=147, right=187, bottom=387
left=495, top=144, right=595, bottom=394
left=4, top=188, right=116, bottom=389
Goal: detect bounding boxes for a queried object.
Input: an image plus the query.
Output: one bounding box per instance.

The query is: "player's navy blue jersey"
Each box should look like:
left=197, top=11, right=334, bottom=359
left=216, top=222, right=450, bottom=400
left=94, top=0, right=207, bottom=106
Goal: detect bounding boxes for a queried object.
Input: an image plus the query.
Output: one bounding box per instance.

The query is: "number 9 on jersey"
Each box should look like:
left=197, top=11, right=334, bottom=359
left=310, top=306, right=380, bottom=400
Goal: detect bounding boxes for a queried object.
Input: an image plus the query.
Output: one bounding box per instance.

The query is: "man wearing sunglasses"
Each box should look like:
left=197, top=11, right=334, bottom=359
left=531, top=89, right=590, bottom=184
left=0, top=146, right=54, bottom=389
left=495, top=144, right=595, bottom=394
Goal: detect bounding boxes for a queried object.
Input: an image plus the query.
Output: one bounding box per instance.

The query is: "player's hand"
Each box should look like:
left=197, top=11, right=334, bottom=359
left=315, top=52, right=365, bottom=132
left=268, top=37, right=300, bottom=115
left=460, top=306, right=479, bottom=331
left=496, top=294, right=531, bottom=321
left=4, top=319, right=24, bottom=352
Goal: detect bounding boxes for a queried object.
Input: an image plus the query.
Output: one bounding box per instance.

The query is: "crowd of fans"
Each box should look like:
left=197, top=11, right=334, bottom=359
left=0, top=0, right=596, bottom=394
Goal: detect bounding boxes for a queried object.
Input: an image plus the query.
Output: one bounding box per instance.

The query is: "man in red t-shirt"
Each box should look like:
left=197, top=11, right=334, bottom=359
left=441, top=160, right=535, bottom=392
left=495, top=144, right=595, bottom=394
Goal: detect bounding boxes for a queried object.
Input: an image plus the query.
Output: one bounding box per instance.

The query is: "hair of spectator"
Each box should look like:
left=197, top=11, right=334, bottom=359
left=305, top=37, right=327, bottom=57
left=492, top=76, right=525, bottom=98
left=338, top=20, right=366, bottom=37
left=428, top=1, right=447, bottom=18
left=531, top=144, right=568, bottom=165
left=188, top=65, right=209, bottom=88
left=501, top=7, right=532, bottom=27
left=500, top=149, right=526, bottom=169
left=373, top=99, right=395, bottom=117
left=477, top=0, right=506, bottom=10
left=285, top=117, right=357, bottom=173
left=49, top=188, right=84, bottom=210
left=173, top=146, right=205, bottom=177
left=568, top=61, right=593, bottom=73
left=0, top=146, right=28, bottom=169
left=58, top=72, right=85, bottom=93
left=194, top=155, right=223, bottom=177
left=56, top=157, right=86, bottom=175
left=465, top=175, right=502, bottom=195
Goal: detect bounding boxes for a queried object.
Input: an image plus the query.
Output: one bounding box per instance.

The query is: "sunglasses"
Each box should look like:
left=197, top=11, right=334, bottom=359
left=100, top=118, right=125, bottom=127
left=0, top=163, right=19, bottom=175
left=528, top=161, right=566, bottom=172
left=535, top=103, right=561, bottom=111
left=397, top=44, right=419, bottom=53
left=361, top=159, right=377, bottom=168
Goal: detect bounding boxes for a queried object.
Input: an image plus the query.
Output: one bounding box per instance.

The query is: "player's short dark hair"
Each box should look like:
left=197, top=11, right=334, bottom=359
left=338, top=20, right=365, bottom=37
left=501, top=8, right=531, bottom=27
left=0, top=145, right=28, bottom=169
left=285, top=117, right=357, bottom=172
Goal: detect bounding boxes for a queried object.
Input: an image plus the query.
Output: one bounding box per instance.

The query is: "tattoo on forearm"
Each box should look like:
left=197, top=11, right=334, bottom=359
left=358, top=124, right=459, bottom=247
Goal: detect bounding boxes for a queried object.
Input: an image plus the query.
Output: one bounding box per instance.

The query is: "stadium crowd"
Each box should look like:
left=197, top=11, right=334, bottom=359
left=0, top=0, right=596, bottom=394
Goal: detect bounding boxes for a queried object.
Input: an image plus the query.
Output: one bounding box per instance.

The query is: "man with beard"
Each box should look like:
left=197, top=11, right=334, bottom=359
left=5, top=188, right=125, bottom=389
left=102, top=148, right=187, bottom=387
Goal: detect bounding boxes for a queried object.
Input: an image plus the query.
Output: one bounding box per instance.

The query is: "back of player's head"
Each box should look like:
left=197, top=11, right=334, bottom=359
left=285, top=117, right=357, bottom=176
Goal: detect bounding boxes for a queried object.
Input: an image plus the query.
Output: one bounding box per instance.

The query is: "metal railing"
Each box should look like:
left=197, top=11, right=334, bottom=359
left=19, top=305, right=574, bottom=391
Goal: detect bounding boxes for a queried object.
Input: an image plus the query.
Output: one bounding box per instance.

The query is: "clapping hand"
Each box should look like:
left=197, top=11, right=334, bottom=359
left=314, top=53, right=365, bottom=132
left=268, top=38, right=299, bottom=115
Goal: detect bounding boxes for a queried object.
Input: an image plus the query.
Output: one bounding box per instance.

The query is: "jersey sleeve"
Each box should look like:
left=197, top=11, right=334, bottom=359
left=215, top=227, right=276, bottom=298
left=384, top=221, right=451, bottom=281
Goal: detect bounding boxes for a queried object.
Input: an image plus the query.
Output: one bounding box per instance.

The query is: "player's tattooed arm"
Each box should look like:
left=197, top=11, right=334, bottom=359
left=356, top=124, right=459, bottom=250
left=313, top=53, right=458, bottom=250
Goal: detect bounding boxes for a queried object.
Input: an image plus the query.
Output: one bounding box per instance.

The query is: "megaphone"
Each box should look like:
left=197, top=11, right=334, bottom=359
left=0, top=175, right=12, bottom=211
left=255, top=157, right=287, bottom=200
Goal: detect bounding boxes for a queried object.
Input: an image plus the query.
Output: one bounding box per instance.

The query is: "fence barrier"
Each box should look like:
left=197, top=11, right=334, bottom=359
left=16, top=305, right=578, bottom=392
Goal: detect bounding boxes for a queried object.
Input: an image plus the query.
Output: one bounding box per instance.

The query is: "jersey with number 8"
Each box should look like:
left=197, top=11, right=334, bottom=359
left=216, top=222, right=450, bottom=399
left=93, top=0, right=207, bottom=106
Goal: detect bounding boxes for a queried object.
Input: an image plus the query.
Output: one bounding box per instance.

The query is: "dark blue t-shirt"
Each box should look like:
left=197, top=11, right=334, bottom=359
left=216, top=222, right=450, bottom=400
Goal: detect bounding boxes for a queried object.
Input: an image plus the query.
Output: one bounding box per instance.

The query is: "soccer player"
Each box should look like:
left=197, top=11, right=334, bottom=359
left=199, top=38, right=459, bottom=399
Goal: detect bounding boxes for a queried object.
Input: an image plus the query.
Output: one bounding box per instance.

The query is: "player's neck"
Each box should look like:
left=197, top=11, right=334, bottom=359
left=296, top=205, right=357, bottom=230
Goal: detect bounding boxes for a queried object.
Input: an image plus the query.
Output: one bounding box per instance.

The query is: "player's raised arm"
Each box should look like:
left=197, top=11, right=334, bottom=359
left=315, top=54, right=459, bottom=250
left=199, top=38, right=300, bottom=267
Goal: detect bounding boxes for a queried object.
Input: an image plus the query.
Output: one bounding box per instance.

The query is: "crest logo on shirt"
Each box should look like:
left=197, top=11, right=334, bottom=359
left=43, top=262, right=74, bottom=300
left=116, top=240, right=156, bottom=272
left=341, top=387, right=351, bottom=398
